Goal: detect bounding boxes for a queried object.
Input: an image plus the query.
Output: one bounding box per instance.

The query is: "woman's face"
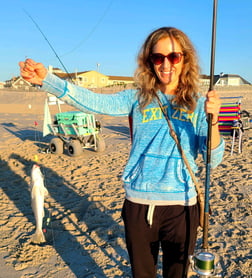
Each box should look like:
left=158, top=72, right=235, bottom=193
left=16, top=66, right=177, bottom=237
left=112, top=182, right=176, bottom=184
left=151, top=36, right=184, bottom=94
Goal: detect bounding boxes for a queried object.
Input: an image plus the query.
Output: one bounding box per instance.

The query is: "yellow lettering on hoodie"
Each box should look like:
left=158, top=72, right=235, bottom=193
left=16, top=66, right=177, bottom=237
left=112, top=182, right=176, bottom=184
left=171, top=107, right=197, bottom=127
left=172, top=107, right=180, bottom=120
left=142, top=109, right=150, bottom=123
left=150, top=107, right=161, bottom=121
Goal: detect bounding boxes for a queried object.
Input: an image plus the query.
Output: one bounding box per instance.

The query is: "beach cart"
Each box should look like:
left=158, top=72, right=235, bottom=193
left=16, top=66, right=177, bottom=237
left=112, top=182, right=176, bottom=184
left=48, top=111, right=105, bottom=157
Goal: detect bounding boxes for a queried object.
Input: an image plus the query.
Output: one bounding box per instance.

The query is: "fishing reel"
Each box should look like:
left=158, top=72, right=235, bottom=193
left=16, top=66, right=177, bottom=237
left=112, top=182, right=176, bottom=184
left=189, top=250, right=222, bottom=277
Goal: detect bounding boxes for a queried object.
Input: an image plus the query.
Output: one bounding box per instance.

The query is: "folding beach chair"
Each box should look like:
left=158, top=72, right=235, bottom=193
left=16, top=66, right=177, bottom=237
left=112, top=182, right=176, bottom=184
left=218, top=96, right=243, bottom=155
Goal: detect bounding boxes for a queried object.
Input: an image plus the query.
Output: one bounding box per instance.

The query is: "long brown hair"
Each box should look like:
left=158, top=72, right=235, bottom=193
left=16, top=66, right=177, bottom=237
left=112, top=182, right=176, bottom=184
left=134, top=27, right=200, bottom=112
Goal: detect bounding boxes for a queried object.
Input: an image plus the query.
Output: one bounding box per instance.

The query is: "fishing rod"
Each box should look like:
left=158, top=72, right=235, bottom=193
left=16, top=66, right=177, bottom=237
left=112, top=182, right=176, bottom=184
left=203, top=0, right=217, bottom=250
left=23, top=10, right=74, bottom=247
left=23, top=9, right=74, bottom=83
left=189, top=0, right=222, bottom=277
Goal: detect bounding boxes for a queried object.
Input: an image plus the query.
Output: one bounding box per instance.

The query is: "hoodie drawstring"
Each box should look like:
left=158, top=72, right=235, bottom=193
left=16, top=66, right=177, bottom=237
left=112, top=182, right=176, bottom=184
left=147, top=204, right=155, bottom=227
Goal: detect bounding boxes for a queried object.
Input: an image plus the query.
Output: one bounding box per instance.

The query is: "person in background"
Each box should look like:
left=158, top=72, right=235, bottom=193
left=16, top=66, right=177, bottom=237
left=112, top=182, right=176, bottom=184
left=20, top=26, right=224, bottom=278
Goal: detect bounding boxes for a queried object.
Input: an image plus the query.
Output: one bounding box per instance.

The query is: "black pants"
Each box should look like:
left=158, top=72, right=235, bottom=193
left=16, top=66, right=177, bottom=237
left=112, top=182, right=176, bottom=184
left=122, top=200, right=199, bottom=278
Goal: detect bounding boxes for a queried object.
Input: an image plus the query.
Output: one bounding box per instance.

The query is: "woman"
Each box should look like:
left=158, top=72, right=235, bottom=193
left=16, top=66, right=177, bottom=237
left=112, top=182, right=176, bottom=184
left=20, top=27, right=224, bottom=278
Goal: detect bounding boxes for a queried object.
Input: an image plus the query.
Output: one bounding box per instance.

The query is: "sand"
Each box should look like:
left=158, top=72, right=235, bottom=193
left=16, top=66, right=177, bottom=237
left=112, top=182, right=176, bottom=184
left=0, top=89, right=251, bottom=278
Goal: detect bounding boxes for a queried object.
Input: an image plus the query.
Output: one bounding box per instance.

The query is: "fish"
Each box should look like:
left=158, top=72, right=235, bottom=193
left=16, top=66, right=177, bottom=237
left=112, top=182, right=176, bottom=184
left=30, top=164, right=48, bottom=244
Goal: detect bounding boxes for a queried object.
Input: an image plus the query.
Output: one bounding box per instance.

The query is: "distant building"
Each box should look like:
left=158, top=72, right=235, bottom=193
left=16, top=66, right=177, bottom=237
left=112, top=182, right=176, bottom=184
left=4, top=76, right=34, bottom=90
left=0, top=81, right=5, bottom=89
left=48, top=66, right=65, bottom=75
left=75, top=71, right=109, bottom=88
left=6, top=67, right=249, bottom=91
left=52, top=67, right=250, bottom=89
left=50, top=66, right=134, bottom=89
left=214, top=74, right=250, bottom=86
left=199, top=73, right=251, bottom=87
left=199, top=74, right=210, bottom=87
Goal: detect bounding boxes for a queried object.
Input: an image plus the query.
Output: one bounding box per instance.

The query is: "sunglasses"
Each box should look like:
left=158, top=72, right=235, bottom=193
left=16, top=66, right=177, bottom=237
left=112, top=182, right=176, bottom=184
left=150, top=52, right=184, bottom=65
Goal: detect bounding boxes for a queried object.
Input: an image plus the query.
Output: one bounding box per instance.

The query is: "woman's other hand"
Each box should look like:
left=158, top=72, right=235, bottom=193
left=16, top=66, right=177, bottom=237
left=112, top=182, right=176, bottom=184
left=19, top=58, right=47, bottom=86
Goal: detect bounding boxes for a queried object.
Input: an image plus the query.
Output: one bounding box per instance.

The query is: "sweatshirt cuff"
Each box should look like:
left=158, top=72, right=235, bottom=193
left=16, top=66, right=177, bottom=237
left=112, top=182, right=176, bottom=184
left=41, top=72, right=68, bottom=98
left=202, top=137, right=225, bottom=168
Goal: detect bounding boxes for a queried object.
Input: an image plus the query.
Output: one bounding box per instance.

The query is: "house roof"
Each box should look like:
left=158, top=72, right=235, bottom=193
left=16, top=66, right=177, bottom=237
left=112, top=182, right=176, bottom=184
left=54, top=71, right=133, bottom=81
left=54, top=71, right=108, bottom=79
left=12, top=76, right=31, bottom=86
left=53, top=67, right=62, bottom=71
left=53, top=72, right=78, bottom=80
left=108, top=75, right=134, bottom=81
left=199, top=74, right=210, bottom=79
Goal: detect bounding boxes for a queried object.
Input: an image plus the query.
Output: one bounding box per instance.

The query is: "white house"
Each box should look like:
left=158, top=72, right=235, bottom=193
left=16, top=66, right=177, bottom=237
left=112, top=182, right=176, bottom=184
left=214, top=74, right=250, bottom=86
left=199, top=73, right=251, bottom=87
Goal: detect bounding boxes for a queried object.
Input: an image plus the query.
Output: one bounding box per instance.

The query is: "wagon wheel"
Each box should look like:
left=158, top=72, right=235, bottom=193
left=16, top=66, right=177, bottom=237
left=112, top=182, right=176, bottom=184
left=95, top=134, right=106, bottom=152
left=67, top=140, right=83, bottom=157
left=50, top=138, right=64, bottom=154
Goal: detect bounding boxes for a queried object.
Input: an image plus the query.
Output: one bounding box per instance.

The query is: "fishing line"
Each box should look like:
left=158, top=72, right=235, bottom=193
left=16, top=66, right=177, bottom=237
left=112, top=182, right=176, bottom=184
left=23, top=8, right=73, bottom=248
left=32, top=114, right=55, bottom=247
left=60, top=0, right=114, bottom=57
left=22, top=8, right=76, bottom=250
left=38, top=165, right=56, bottom=248
left=23, top=9, right=74, bottom=83
left=28, top=88, right=42, bottom=159
left=24, top=0, right=114, bottom=76
left=23, top=9, right=69, bottom=153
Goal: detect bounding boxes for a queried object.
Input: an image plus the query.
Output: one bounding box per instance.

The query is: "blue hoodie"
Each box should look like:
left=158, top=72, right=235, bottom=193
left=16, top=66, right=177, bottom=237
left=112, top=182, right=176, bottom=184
left=42, top=72, right=224, bottom=206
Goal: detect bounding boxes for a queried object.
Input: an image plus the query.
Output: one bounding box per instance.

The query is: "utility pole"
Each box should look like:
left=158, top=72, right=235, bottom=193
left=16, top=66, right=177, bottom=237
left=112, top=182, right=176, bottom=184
left=96, top=63, right=100, bottom=89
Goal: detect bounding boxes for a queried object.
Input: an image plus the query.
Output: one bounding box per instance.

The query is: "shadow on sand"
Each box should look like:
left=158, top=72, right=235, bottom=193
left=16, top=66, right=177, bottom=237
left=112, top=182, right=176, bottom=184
left=0, top=152, right=130, bottom=277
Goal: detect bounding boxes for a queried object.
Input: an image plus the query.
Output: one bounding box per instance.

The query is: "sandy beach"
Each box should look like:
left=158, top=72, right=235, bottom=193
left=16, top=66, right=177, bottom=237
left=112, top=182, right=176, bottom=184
left=0, top=88, right=251, bottom=278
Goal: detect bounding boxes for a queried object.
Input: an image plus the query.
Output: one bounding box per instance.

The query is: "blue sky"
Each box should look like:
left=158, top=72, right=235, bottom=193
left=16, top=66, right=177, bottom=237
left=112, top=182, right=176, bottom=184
left=1, top=0, right=251, bottom=83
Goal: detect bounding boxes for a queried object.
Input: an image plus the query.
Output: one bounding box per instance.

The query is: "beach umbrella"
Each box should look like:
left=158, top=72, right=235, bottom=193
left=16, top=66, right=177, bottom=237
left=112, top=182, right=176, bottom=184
left=189, top=0, right=223, bottom=277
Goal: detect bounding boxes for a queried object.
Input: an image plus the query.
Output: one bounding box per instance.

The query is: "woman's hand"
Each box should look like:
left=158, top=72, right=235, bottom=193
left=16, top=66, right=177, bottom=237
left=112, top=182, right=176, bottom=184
left=205, top=90, right=221, bottom=125
left=19, top=58, right=47, bottom=86
left=205, top=90, right=222, bottom=148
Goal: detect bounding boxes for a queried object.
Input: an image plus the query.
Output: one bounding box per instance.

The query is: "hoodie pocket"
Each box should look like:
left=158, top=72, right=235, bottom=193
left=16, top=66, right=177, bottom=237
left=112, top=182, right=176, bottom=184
left=127, top=154, right=188, bottom=193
